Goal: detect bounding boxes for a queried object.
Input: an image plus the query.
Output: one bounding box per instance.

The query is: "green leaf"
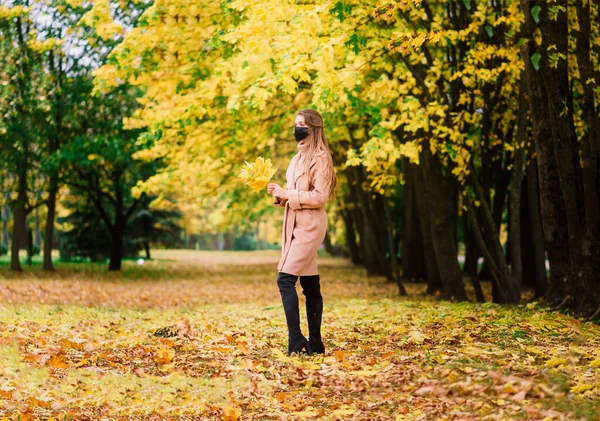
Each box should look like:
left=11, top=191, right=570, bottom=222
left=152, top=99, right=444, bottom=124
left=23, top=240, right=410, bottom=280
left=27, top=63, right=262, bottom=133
left=484, top=25, right=493, bottom=38
left=462, top=0, right=471, bottom=11
left=330, top=1, right=352, bottom=22
left=531, top=5, right=541, bottom=24
left=531, top=52, right=541, bottom=71
left=344, top=32, right=367, bottom=54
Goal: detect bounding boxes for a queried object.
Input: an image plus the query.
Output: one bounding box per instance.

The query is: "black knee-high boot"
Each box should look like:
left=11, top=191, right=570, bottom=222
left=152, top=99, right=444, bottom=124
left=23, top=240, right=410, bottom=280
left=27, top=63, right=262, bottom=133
left=277, top=272, right=311, bottom=355
left=300, top=274, right=325, bottom=354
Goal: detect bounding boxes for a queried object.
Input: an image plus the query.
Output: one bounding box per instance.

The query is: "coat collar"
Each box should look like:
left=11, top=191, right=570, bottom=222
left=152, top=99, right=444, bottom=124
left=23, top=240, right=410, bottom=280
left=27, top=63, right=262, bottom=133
left=293, top=150, right=325, bottom=182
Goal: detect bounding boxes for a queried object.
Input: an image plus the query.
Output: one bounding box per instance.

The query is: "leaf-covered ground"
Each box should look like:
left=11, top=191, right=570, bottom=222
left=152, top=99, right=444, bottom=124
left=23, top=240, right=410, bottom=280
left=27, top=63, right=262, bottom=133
left=1, top=250, right=599, bottom=420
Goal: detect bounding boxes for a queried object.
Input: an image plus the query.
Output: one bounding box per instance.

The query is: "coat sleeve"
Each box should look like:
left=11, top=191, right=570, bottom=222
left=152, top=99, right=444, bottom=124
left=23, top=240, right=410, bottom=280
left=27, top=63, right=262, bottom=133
left=287, top=156, right=331, bottom=210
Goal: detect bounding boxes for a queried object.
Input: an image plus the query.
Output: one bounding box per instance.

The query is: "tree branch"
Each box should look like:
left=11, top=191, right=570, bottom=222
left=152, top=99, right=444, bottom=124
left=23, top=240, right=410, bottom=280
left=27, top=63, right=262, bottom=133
left=125, top=193, right=146, bottom=222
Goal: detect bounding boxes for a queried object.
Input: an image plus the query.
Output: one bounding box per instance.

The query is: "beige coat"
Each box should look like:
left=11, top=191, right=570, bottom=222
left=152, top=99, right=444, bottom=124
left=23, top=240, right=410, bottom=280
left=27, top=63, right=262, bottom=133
left=274, top=150, right=332, bottom=276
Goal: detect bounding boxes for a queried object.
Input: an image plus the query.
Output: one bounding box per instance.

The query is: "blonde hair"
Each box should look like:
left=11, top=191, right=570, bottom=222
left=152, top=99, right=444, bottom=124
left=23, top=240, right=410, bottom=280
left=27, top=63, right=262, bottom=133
left=297, top=108, right=337, bottom=199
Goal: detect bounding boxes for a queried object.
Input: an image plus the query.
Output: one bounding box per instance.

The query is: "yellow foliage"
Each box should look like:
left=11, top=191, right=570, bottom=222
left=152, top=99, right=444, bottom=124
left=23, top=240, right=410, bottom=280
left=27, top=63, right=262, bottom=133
left=545, top=357, right=567, bottom=368
left=238, top=157, right=278, bottom=193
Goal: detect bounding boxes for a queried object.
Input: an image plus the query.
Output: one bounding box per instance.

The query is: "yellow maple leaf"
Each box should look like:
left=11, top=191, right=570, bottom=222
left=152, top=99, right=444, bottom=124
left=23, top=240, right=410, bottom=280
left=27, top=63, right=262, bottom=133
left=238, top=157, right=278, bottom=192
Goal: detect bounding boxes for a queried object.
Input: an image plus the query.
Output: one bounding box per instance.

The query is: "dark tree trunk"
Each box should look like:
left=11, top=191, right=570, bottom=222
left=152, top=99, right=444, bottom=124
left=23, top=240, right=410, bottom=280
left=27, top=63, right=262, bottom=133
left=466, top=169, right=521, bottom=304
left=2, top=199, right=8, bottom=249
left=462, top=213, right=485, bottom=302
left=349, top=165, right=392, bottom=279
left=384, top=198, right=406, bottom=294
left=420, top=142, right=466, bottom=300
left=11, top=174, right=28, bottom=271
left=520, top=174, right=536, bottom=289
left=509, top=77, right=528, bottom=286
left=526, top=158, right=549, bottom=298
left=43, top=175, right=58, bottom=270
left=462, top=213, right=480, bottom=278
left=521, top=0, right=600, bottom=314
left=521, top=31, right=570, bottom=305
left=402, top=159, right=426, bottom=280
left=411, top=162, right=443, bottom=294
left=342, top=207, right=361, bottom=265
left=108, top=187, right=125, bottom=271
left=575, top=0, right=600, bottom=241
left=144, top=241, right=151, bottom=260
left=34, top=207, right=40, bottom=249
left=481, top=167, right=510, bottom=286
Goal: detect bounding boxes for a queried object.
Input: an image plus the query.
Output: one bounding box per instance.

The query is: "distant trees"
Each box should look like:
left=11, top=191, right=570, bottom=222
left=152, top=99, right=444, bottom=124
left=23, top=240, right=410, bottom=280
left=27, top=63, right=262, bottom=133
left=0, top=0, right=181, bottom=271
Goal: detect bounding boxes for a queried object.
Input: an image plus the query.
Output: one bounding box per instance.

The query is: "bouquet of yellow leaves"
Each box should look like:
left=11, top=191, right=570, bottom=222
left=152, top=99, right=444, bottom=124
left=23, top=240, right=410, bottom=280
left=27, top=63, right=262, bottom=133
left=238, top=157, right=278, bottom=192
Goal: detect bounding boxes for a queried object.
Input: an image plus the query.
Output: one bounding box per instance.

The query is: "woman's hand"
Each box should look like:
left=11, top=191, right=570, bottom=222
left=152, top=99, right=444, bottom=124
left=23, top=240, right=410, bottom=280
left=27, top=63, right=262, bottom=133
left=267, top=183, right=280, bottom=195
left=268, top=183, right=288, bottom=200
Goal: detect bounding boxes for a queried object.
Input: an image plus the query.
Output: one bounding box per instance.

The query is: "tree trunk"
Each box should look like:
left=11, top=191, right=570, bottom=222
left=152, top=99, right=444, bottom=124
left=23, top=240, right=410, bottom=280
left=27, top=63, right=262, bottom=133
left=34, top=207, right=40, bottom=249
left=521, top=0, right=600, bottom=314
left=402, top=159, right=426, bottom=280
left=411, top=162, right=443, bottom=294
left=342, top=207, right=360, bottom=264
left=521, top=5, right=571, bottom=305
left=43, top=175, right=58, bottom=270
left=11, top=173, right=28, bottom=271
left=108, top=187, right=125, bottom=271
left=462, top=213, right=480, bottom=278
left=384, top=198, right=406, bottom=294
left=255, top=221, right=261, bottom=250
left=575, top=0, right=600, bottom=242
left=520, top=174, right=536, bottom=289
left=350, top=165, right=391, bottom=278
left=463, top=212, right=486, bottom=302
left=144, top=241, right=151, bottom=260
left=467, top=170, right=521, bottom=304
left=509, top=77, right=528, bottom=285
left=2, top=200, right=8, bottom=249
left=526, top=158, right=548, bottom=298
left=420, top=143, right=466, bottom=300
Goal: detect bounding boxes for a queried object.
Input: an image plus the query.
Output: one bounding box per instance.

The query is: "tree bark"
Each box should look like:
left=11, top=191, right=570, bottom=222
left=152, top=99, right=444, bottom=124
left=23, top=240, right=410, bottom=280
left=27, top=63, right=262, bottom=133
left=509, top=77, right=528, bottom=286
left=521, top=4, right=571, bottom=305
left=521, top=0, right=600, bottom=314
left=43, top=174, right=58, bottom=270
left=108, top=186, right=125, bottom=271
left=384, top=198, right=406, bottom=294
left=2, top=199, right=8, bottom=249
left=526, top=158, right=548, bottom=297
left=467, top=170, right=521, bottom=304
left=574, top=0, right=600, bottom=242
left=462, top=213, right=480, bottom=278
left=420, top=142, right=466, bottom=300
left=11, top=182, right=27, bottom=271
left=349, top=165, right=392, bottom=278
left=342, top=207, right=361, bottom=265
left=144, top=241, right=151, bottom=260
left=402, top=159, right=426, bottom=280
left=411, top=162, right=443, bottom=294
left=462, top=213, right=485, bottom=302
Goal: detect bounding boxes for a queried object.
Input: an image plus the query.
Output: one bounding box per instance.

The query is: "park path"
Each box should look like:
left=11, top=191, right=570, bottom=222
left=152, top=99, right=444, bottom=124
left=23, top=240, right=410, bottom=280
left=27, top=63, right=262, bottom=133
left=0, top=250, right=599, bottom=420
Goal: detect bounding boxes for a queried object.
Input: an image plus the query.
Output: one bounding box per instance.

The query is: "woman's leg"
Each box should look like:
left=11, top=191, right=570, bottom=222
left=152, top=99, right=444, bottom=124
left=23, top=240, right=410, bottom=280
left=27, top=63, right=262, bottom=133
left=277, top=272, right=310, bottom=355
left=300, top=274, right=325, bottom=354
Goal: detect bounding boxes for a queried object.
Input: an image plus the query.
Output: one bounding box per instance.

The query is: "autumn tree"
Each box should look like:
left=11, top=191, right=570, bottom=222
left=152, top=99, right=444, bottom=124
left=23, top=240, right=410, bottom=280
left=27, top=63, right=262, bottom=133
left=521, top=0, right=600, bottom=315
left=0, top=3, right=50, bottom=271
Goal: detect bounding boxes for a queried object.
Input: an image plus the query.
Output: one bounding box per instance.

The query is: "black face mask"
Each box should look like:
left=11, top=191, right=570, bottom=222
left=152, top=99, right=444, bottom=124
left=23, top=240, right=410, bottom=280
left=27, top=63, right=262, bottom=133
left=294, top=126, right=309, bottom=142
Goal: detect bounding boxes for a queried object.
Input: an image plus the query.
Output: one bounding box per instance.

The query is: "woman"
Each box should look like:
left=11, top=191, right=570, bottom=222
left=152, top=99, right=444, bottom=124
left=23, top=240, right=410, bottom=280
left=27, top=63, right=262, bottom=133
left=267, top=108, right=337, bottom=356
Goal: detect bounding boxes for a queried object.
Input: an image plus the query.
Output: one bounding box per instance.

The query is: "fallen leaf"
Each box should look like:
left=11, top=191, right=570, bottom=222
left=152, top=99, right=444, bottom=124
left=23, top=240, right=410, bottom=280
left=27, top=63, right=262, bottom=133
left=155, top=348, right=175, bottom=365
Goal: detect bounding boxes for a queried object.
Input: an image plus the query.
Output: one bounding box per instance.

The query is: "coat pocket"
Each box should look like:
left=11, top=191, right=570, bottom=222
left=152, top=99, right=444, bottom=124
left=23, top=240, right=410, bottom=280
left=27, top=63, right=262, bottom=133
left=295, top=208, right=315, bottom=229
